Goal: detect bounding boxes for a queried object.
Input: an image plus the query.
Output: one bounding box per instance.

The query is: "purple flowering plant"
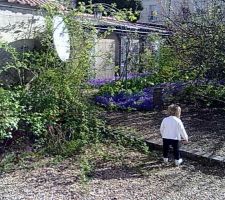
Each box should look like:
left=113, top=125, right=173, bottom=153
left=88, top=72, right=150, bottom=88
left=95, top=81, right=186, bottom=111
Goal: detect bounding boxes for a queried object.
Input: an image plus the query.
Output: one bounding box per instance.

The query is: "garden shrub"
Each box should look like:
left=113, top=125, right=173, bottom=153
left=0, top=88, right=21, bottom=141
left=0, top=6, right=107, bottom=155
left=177, top=83, right=225, bottom=108
left=140, top=47, right=182, bottom=83
left=95, top=38, right=187, bottom=111
left=0, top=3, right=145, bottom=158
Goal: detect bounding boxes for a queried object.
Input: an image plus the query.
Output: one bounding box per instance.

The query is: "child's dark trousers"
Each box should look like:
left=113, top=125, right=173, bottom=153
left=163, top=138, right=180, bottom=160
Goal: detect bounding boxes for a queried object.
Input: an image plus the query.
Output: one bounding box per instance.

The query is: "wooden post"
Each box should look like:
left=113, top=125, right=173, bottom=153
left=153, top=87, right=163, bottom=110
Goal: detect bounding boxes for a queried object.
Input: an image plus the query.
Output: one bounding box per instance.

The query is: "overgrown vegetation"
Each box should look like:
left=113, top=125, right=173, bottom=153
left=0, top=7, right=104, bottom=157
left=0, top=3, right=149, bottom=181
left=96, top=1, right=225, bottom=110
left=98, top=34, right=182, bottom=96
left=77, top=0, right=143, bottom=21
left=166, top=0, right=225, bottom=107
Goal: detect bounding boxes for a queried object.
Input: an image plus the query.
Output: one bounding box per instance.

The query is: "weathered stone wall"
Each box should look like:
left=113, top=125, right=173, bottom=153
left=139, top=0, right=201, bottom=24
left=0, top=3, right=45, bottom=85
left=0, top=3, right=45, bottom=43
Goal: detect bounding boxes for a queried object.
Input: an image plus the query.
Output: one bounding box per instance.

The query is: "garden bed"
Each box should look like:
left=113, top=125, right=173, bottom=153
left=95, top=82, right=187, bottom=111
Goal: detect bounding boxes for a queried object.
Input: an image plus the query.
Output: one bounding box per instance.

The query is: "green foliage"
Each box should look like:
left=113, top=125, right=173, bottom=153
left=0, top=152, right=18, bottom=172
left=168, top=1, right=225, bottom=82
left=0, top=88, right=21, bottom=140
left=80, top=155, right=94, bottom=182
left=99, top=36, right=182, bottom=96
left=99, top=76, right=154, bottom=95
left=106, top=126, right=149, bottom=154
left=141, top=35, right=184, bottom=82
left=0, top=8, right=104, bottom=155
left=177, top=84, right=225, bottom=108
left=77, top=0, right=143, bottom=21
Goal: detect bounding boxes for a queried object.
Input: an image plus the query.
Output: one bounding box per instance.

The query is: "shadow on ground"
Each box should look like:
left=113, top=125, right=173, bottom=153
left=104, top=108, right=225, bottom=158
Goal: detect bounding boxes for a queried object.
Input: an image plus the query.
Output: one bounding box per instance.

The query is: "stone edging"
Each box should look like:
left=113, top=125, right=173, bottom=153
left=145, top=140, right=225, bottom=166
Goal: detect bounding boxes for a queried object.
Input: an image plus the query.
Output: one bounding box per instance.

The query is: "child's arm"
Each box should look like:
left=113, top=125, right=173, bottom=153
left=160, top=120, right=164, bottom=137
left=178, top=120, right=188, bottom=142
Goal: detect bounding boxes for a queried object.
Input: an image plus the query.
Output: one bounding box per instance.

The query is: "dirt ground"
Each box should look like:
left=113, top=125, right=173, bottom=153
left=105, top=107, right=225, bottom=158
left=1, top=107, right=225, bottom=200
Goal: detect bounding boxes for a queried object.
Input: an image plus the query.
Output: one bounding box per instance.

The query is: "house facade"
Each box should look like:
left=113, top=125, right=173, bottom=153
left=93, top=17, right=170, bottom=79
left=0, top=0, right=170, bottom=83
left=0, top=0, right=45, bottom=47
left=0, top=0, right=47, bottom=84
left=139, top=0, right=219, bottom=24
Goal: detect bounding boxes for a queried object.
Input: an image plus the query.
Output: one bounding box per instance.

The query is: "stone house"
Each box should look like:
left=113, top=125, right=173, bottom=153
left=139, top=0, right=221, bottom=24
left=0, top=0, right=170, bottom=82
left=88, top=15, right=170, bottom=79
left=0, top=0, right=46, bottom=49
left=0, top=0, right=47, bottom=84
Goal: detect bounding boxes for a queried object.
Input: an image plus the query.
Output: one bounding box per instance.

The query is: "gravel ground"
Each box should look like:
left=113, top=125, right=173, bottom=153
left=1, top=147, right=225, bottom=200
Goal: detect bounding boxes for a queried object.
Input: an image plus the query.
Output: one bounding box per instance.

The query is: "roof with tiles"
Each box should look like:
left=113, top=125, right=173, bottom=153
left=6, top=0, right=61, bottom=8
left=78, top=14, right=171, bottom=35
left=3, top=0, right=169, bottom=35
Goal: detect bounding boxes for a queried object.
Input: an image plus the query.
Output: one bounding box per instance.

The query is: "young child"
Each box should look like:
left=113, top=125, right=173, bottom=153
left=160, top=104, right=188, bottom=166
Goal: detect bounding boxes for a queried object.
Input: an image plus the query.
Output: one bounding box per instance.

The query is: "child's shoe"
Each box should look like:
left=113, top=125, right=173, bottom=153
left=163, top=158, right=169, bottom=163
left=175, top=158, right=183, bottom=166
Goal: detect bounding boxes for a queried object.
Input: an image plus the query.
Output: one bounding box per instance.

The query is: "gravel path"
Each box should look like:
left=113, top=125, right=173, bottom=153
left=1, top=148, right=225, bottom=200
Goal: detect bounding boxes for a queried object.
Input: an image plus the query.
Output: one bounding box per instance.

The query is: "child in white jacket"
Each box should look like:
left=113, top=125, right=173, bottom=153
left=160, top=104, right=188, bottom=166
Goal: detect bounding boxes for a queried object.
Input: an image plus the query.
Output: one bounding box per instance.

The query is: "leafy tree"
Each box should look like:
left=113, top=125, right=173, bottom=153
left=77, top=0, right=143, bottom=20
left=162, top=0, right=225, bottom=107
left=166, top=0, right=225, bottom=82
left=78, top=0, right=142, bottom=11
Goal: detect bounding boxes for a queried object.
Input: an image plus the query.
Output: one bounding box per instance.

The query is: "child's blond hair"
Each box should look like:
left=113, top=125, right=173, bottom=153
left=167, top=104, right=181, bottom=118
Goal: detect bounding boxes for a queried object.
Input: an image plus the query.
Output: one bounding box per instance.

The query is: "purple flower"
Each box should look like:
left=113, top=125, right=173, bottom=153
left=95, top=89, right=154, bottom=111
left=88, top=72, right=150, bottom=87
left=95, top=81, right=188, bottom=111
left=88, top=78, right=115, bottom=87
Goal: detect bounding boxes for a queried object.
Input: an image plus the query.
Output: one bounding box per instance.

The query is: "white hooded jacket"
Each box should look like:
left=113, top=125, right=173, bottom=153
left=160, top=116, right=188, bottom=141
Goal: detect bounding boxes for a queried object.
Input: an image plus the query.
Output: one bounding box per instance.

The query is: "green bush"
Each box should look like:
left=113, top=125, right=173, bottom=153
left=176, top=84, right=225, bottom=108
left=99, top=76, right=155, bottom=95
left=0, top=9, right=105, bottom=155
left=99, top=38, right=184, bottom=96
left=0, top=88, right=21, bottom=140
